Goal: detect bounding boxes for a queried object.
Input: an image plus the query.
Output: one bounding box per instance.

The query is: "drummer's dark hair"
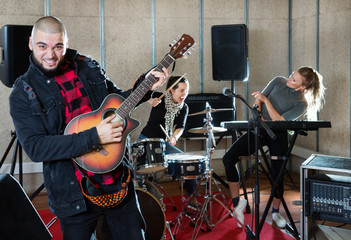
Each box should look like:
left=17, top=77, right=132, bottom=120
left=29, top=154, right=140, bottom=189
left=166, top=76, right=189, bottom=90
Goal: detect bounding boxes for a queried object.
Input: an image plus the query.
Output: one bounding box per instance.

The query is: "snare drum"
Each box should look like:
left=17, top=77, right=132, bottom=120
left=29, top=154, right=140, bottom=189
left=165, top=153, right=207, bottom=179
left=132, top=138, right=166, bottom=174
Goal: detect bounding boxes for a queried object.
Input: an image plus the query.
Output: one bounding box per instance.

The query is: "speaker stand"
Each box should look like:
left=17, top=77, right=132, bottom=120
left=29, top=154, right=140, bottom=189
left=0, top=131, right=44, bottom=200
left=0, top=131, right=23, bottom=186
left=0, top=132, right=58, bottom=231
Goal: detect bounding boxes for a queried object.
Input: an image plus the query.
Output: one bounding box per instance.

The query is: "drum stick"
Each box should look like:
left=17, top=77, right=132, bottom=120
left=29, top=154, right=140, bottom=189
left=159, top=124, right=171, bottom=141
left=158, top=73, right=187, bottom=99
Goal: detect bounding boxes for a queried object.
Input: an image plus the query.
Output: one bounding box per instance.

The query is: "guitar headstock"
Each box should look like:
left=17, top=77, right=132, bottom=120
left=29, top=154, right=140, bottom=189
left=169, top=34, right=195, bottom=59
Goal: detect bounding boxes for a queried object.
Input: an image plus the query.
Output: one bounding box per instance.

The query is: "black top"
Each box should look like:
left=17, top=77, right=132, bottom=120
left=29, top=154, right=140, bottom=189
left=141, top=92, right=189, bottom=138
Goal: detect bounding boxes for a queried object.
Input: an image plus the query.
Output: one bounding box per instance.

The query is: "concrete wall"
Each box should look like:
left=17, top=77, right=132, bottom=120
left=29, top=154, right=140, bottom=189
left=0, top=0, right=350, bottom=193
left=293, top=0, right=351, bottom=157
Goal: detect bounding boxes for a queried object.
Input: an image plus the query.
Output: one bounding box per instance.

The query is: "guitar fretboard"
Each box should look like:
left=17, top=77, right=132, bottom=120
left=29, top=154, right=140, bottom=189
left=115, top=54, right=175, bottom=119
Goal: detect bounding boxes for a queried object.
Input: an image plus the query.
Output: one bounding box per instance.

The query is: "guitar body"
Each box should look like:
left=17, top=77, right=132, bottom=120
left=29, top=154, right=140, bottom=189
left=64, top=93, right=139, bottom=173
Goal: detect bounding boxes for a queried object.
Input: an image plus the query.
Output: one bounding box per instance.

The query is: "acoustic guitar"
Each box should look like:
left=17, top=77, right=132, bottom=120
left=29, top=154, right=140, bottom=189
left=64, top=34, right=195, bottom=173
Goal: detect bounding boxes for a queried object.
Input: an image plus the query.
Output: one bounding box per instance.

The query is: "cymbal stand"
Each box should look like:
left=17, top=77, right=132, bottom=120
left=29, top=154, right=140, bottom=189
left=192, top=102, right=242, bottom=239
left=166, top=221, right=175, bottom=240
left=171, top=177, right=197, bottom=237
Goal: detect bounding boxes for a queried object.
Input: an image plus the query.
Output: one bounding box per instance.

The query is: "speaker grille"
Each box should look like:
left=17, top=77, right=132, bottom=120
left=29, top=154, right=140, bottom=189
left=0, top=25, right=32, bottom=88
left=211, top=24, right=248, bottom=81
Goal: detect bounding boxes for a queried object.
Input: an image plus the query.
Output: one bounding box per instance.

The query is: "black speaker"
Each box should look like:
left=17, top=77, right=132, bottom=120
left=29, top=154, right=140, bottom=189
left=0, top=25, right=32, bottom=88
left=211, top=24, right=248, bottom=81
left=184, top=93, right=234, bottom=138
left=0, top=173, right=51, bottom=240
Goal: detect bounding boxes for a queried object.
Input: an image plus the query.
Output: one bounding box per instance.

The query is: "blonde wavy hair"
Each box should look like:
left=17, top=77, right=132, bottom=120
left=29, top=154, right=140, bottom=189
left=299, top=67, right=326, bottom=120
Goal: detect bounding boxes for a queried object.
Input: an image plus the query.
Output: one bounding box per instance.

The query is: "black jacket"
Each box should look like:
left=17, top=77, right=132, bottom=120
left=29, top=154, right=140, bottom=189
left=9, top=48, right=149, bottom=218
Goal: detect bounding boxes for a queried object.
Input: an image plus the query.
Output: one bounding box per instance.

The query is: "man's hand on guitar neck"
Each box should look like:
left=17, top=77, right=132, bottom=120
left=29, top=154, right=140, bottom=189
left=93, top=67, right=169, bottom=146
left=96, top=114, right=124, bottom=144
left=148, top=67, right=170, bottom=90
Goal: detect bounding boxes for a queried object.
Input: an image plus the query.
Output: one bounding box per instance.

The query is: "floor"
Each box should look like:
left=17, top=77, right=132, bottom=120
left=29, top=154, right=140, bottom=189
left=31, top=171, right=351, bottom=239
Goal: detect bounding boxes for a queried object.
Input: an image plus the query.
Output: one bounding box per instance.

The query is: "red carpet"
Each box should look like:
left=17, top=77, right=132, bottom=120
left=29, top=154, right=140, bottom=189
left=37, top=209, right=62, bottom=240
left=38, top=194, right=294, bottom=240
left=162, top=195, right=294, bottom=240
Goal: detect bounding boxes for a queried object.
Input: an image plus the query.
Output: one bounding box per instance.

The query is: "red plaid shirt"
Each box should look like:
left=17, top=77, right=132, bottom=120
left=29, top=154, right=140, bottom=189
left=55, top=59, right=121, bottom=188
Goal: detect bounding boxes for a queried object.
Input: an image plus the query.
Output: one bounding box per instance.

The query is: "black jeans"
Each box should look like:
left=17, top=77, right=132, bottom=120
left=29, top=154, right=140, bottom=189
left=59, top=182, right=145, bottom=240
left=222, top=130, right=288, bottom=198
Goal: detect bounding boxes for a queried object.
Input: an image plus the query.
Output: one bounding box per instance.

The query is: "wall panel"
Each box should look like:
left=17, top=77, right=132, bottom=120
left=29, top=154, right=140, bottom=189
left=0, top=1, right=350, bottom=190
left=318, top=0, right=350, bottom=156
left=0, top=0, right=44, bottom=192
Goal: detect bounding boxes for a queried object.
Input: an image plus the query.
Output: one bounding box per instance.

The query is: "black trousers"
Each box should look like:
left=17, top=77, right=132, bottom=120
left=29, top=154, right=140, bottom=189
left=222, top=130, right=288, bottom=198
left=59, top=181, right=145, bottom=240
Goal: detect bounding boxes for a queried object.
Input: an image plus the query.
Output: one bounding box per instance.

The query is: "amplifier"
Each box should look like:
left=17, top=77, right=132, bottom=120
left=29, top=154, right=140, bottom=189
left=305, top=173, right=351, bottom=223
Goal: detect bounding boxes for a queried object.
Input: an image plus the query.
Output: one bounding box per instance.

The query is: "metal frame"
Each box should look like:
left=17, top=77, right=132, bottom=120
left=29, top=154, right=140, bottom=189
left=300, top=154, right=351, bottom=239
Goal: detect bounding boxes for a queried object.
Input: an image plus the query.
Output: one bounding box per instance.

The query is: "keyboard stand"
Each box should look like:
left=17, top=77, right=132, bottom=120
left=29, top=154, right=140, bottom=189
left=258, top=130, right=305, bottom=239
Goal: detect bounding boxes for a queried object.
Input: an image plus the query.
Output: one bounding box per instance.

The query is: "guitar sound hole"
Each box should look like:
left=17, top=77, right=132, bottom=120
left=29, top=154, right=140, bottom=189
left=102, top=108, right=126, bottom=129
left=102, top=109, right=115, bottom=119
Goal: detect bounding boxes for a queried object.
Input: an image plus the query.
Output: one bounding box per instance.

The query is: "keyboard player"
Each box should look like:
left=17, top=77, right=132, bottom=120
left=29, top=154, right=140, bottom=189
left=222, top=66, right=326, bottom=228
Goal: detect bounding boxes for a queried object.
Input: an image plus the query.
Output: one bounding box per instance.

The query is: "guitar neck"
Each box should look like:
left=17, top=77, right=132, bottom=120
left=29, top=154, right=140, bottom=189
left=115, top=54, right=175, bottom=119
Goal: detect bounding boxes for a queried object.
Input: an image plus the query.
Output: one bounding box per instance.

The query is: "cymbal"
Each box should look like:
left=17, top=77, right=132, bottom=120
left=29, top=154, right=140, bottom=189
left=188, top=126, right=228, bottom=134
left=188, top=108, right=233, bottom=116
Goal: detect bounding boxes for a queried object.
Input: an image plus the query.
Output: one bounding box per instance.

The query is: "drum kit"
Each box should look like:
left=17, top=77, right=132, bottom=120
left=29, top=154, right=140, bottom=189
left=128, top=103, right=239, bottom=240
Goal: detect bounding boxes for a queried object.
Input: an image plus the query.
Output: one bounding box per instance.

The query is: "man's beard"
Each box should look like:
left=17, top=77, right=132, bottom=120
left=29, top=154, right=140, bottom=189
left=32, top=56, right=64, bottom=77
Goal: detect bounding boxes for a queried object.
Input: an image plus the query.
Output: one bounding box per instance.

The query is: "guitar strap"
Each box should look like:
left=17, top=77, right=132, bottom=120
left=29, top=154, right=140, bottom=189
left=78, top=166, right=132, bottom=208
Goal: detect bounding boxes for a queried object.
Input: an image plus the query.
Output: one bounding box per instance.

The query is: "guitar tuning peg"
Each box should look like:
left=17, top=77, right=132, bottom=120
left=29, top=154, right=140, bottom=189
left=182, top=55, right=188, bottom=60
left=169, top=43, right=173, bottom=47
left=187, top=51, right=192, bottom=55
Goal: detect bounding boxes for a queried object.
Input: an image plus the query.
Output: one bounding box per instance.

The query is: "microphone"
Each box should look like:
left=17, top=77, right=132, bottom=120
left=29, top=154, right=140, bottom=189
left=222, top=87, right=240, bottom=98
left=253, top=104, right=259, bottom=110
left=222, top=87, right=234, bottom=96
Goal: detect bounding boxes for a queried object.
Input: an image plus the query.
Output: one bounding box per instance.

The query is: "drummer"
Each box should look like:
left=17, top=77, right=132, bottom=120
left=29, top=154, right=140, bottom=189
left=138, top=75, right=201, bottom=210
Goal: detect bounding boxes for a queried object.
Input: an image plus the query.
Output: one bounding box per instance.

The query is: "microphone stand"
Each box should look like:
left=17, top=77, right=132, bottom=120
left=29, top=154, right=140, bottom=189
left=225, top=92, right=276, bottom=240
